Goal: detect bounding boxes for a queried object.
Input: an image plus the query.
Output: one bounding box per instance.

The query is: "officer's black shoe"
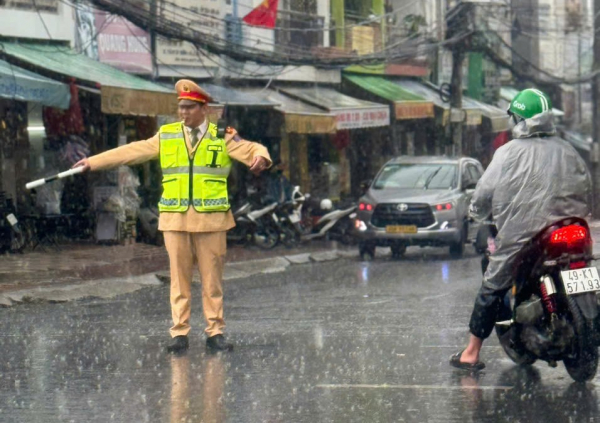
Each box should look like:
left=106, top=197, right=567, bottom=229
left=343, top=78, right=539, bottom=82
left=206, top=334, right=233, bottom=352
left=166, top=335, right=189, bottom=354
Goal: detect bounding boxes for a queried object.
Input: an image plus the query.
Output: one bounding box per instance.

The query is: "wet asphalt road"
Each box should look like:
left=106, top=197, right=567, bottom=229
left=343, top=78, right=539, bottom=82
left=0, top=246, right=599, bottom=423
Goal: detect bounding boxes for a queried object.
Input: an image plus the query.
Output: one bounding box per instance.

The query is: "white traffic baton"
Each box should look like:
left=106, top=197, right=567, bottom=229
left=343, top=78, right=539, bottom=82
left=25, top=167, right=85, bottom=190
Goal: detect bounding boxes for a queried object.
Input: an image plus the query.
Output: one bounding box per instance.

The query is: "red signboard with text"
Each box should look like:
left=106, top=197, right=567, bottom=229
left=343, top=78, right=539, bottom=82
left=94, top=12, right=152, bottom=74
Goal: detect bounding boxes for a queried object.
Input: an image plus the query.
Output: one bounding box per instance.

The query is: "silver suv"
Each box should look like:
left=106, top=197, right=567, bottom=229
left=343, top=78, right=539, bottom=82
left=354, top=156, right=484, bottom=260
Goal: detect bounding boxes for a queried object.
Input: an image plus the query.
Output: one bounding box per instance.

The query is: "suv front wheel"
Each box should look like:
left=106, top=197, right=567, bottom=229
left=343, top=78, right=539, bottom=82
left=449, top=222, right=468, bottom=259
left=359, top=242, right=376, bottom=261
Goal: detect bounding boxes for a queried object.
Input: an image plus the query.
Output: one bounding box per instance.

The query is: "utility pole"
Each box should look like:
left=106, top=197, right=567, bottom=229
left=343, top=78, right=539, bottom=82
left=450, top=49, right=465, bottom=156
left=150, top=0, right=158, bottom=81
left=446, top=3, right=470, bottom=157
left=593, top=0, right=600, bottom=218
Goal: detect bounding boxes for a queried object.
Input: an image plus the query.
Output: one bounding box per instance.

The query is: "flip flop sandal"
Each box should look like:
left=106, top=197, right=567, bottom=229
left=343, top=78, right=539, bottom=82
left=449, top=351, right=485, bottom=371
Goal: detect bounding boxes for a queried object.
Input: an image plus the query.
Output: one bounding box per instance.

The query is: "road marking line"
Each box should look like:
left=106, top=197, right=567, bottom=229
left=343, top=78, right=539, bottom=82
left=316, top=384, right=512, bottom=391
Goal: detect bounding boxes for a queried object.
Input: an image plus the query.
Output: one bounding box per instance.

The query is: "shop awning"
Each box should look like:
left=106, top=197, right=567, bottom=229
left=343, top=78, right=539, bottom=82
left=393, top=80, right=508, bottom=131
left=344, top=75, right=434, bottom=120
left=0, top=59, right=70, bottom=109
left=0, top=42, right=175, bottom=116
left=202, top=84, right=279, bottom=107
left=462, top=97, right=509, bottom=132
left=499, top=87, right=564, bottom=118
left=240, top=88, right=337, bottom=134
left=278, top=87, right=390, bottom=130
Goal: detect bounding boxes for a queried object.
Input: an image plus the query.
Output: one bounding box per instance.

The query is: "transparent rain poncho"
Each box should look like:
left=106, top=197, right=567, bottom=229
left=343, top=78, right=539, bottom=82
left=468, top=111, right=592, bottom=337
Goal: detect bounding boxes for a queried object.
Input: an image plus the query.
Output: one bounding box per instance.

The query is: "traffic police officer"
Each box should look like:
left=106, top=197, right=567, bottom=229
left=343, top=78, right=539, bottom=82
left=74, top=79, right=271, bottom=353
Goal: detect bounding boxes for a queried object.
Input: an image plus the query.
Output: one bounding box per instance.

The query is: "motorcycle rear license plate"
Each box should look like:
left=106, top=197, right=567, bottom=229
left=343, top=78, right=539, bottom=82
left=386, top=225, right=417, bottom=234
left=289, top=214, right=300, bottom=223
left=560, top=267, right=600, bottom=295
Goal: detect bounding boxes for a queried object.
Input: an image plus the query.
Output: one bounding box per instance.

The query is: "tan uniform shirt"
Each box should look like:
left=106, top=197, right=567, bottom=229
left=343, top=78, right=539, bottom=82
left=88, top=122, right=271, bottom=233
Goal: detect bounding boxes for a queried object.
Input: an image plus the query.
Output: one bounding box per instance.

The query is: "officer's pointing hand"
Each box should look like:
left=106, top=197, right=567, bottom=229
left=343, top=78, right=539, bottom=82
left=249, top=156, right=268, bottom=175
left=72, top=158, right=91, bottom=172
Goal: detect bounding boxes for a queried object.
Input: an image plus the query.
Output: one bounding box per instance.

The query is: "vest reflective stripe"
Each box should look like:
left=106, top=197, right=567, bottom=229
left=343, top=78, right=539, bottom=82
left=161, top=132, right=184, bottom=140
left=195, top=166, right=230, bottom=176
left=158, top=122, right=231, bottom=213
left=162, top=166, right=231, bottom=176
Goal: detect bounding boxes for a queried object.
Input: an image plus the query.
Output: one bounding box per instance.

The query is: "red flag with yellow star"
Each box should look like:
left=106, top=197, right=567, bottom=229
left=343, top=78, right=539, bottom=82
left=242, top=0, right=279, bottom=28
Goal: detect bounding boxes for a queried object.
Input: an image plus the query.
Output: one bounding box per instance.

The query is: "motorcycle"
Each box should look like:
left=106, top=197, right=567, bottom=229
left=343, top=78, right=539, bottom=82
left=0, top=192, right=25, bottom=254
left=485, top=217, right=600, bottom=382
left=301, top=198, right=357, bottom=245
left=227, top=200, right=280, bottom=249
left=273, top=186, right=306, bottom=247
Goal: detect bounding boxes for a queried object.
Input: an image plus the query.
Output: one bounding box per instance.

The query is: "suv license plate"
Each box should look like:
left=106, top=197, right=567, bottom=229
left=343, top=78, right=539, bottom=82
left=560, top=267, right=600, bottom=295
left=386, top=225, right=417, bottom=234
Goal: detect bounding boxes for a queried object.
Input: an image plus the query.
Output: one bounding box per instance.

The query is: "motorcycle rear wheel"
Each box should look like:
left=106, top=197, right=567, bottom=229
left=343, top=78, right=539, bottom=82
left=253, top=224, right=279, bottom=250
left=280, top=222, right=300, bottom=248
left=563, top=296, right=599, bottom=382
left=495, top=325, right=537, bottom=366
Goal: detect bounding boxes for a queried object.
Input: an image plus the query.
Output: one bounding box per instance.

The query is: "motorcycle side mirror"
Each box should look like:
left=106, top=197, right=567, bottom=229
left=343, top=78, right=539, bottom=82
left=463, top=182, right=477, bottom=192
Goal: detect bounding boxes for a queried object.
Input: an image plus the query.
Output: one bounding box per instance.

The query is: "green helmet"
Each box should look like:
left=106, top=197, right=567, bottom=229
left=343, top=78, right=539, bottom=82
left=508, top=88, right=552, bottom=120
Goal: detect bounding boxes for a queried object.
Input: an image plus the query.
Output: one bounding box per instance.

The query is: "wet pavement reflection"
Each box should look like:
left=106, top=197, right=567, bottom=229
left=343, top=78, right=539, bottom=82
left=0, top=247, right=599, bottom=422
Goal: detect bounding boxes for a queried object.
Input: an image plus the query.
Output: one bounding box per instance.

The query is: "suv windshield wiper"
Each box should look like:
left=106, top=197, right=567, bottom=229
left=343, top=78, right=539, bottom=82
left=423, top=167, right=442, bottom=189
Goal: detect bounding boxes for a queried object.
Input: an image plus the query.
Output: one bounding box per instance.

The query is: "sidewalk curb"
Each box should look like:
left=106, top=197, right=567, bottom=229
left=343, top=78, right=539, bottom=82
left=0, top=248, right=356, bottom=308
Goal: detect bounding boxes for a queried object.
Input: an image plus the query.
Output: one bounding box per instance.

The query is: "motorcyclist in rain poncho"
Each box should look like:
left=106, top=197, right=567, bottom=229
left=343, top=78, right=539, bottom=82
left=450, top=88, right=592, bottom=371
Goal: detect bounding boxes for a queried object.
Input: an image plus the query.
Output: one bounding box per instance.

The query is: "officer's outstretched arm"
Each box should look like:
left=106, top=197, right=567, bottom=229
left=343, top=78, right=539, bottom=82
left=224, top=127, right=272, bottom=170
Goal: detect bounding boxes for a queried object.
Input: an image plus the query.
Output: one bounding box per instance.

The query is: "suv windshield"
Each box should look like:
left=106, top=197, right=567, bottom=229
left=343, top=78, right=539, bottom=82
left=373, top=164, right=458, bottom=190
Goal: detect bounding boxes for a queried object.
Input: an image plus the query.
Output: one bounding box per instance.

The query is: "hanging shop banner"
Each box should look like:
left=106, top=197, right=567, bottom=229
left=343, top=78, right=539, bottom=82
left=335, top=107, right=390, bottom=130
left=94, top=13, right=152, bottom=74
left=74, top=3, right=152, bottom=74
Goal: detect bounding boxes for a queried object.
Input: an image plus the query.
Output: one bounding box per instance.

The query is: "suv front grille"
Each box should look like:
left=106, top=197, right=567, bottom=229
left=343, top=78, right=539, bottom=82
left=371, top=203, right=435, bottom=228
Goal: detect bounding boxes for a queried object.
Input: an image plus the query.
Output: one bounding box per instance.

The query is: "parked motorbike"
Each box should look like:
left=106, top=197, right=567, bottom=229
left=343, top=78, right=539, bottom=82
left=0, top=192, right=25, bottom=254
left=227, top=200, right=280, bottom=249
left=301, top=198, right=357, bottom=245
left=273, top=186, right=306, bottom=247
left=485, top=217, right=600, bottom=382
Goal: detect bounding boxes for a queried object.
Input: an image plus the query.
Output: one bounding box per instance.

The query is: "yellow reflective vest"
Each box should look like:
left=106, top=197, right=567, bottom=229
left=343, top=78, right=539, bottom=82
left=158, top=121, right=232, bottom=213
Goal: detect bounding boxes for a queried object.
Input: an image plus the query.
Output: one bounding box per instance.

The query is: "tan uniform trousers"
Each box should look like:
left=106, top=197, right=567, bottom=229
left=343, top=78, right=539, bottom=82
left=164, top=230, right=227, bottom=338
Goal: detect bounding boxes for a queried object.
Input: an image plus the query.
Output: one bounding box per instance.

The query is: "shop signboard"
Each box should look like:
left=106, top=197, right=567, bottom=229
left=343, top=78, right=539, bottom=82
left=74, top=3, right=152, bottom=74
left=156, top=0, right=226, bottom=71
left=335, top=107, right=390, bottom=130
left=1, top=0, right=58, bottom=13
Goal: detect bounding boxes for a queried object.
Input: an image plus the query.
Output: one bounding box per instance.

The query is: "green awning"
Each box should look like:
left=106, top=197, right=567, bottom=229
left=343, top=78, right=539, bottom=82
left=344, top=75, right=434, bottom=120
left=0, top=42, right=176, bottom=116
left=0, top=59, right=70, bottom=109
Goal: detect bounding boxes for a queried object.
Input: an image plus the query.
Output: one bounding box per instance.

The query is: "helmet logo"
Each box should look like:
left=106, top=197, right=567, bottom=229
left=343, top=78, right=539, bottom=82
left=513, top=101, right=526, bottom=111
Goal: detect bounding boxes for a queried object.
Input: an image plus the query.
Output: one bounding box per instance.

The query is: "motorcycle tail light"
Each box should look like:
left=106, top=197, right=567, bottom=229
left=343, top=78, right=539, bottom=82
left=549, top=225, right=590, bottom=248
left=359, top=203, right=373, bottom=212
